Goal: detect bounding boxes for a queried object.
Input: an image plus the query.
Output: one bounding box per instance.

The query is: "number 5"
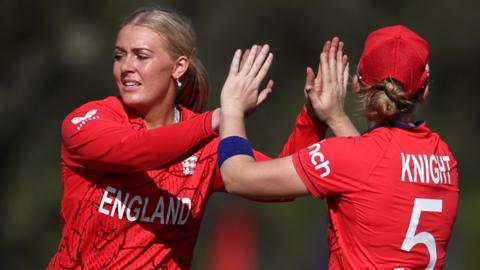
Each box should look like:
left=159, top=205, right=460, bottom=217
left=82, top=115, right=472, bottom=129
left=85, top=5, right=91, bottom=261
left=396, top=198, right=442, bottom=270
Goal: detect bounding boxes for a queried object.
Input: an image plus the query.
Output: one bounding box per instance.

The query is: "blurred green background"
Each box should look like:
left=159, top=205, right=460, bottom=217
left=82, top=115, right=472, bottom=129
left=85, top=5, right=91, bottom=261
left=1, top=0, right=478, bottom=269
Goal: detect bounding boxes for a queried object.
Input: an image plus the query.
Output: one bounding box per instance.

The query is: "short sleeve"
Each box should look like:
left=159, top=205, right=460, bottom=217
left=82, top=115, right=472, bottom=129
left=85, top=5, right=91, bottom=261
left=292, top=137, right=377, bottom=199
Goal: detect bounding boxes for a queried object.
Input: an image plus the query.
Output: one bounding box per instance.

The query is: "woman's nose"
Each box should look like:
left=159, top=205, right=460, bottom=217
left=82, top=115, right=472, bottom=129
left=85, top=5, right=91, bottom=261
left=120, top=55, right=135, bottom=72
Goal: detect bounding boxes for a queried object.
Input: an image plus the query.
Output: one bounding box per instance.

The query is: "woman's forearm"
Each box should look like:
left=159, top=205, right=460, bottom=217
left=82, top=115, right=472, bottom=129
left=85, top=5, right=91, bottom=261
left=326, top=114, right=360, bottom=137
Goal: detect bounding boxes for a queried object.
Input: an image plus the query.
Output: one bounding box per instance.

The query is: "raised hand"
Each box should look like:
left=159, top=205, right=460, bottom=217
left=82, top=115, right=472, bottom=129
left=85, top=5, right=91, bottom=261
left=305, top=37, right=358, bottom=136
left=220, top=44, right=274, bottom=118
left=305, top=38, right=348, bottom=121
left=303, top=39, right=335, bottom=118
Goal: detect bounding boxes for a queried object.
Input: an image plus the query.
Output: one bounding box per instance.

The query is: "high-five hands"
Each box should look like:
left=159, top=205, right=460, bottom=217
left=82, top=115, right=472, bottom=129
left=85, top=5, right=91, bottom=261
left=304, top=37, right=349, bottom=124
left=304, top=37, right=359, bottom=136
left=220, top=44, right=274, bottom=117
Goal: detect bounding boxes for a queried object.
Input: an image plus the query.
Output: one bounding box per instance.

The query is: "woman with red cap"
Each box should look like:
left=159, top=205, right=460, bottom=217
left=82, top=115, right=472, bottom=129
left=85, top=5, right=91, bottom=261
left=218, top=25, right=459, bottom=269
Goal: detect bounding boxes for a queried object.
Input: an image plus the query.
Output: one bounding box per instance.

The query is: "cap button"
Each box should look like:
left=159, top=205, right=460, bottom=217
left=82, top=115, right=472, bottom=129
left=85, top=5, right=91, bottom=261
left=395, top=34, right=401, bottom=39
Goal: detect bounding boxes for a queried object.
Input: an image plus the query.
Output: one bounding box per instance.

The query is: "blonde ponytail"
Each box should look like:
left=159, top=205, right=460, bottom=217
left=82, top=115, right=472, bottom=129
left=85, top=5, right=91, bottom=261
left=176, top=57, right=209, bottom=112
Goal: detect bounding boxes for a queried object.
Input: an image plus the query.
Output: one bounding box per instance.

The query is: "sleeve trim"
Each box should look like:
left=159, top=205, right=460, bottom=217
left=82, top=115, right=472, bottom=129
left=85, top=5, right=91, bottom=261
left=292, top=153, right=324, bottom=198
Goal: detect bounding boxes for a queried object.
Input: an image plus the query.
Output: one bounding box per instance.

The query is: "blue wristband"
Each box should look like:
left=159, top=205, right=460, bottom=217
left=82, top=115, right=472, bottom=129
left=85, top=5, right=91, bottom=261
left=218, top=136, right=255, bottom=168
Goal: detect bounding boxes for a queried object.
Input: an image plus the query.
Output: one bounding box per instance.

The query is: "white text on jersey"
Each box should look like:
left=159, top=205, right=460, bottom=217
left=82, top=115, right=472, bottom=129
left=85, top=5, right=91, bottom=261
left=308, top=143, right=331, bottom=178
left=98, top=186, right=192, bottom=225
left=401, top=153, right=452, bottom=185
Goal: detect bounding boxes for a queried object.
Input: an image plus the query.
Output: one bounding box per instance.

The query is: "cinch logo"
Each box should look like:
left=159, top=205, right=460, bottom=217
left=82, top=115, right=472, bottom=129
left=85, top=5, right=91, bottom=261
left=182, top=155, right=198, bottom=175
left=307, top=143, right=331, bottom=178
left=71, top=109, right=99, bottom=130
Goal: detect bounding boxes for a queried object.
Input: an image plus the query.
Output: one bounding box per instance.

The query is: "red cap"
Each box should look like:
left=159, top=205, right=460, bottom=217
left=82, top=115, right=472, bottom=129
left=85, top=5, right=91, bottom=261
left=357, top=25, right=430, bottom=96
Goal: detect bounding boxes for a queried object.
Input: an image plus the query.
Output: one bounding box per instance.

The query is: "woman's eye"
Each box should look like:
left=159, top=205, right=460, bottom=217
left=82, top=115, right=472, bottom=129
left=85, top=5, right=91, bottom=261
left=113, top=54, right=123, bottom=61
left=137, top=54, right=149, bottom=60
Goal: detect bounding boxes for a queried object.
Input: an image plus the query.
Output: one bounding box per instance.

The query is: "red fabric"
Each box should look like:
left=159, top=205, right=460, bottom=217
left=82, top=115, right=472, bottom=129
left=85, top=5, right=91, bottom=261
left=61, top=96, right=216, bottom=172
left=358, top=25, right=430, bottom=96
left=292, top=123, right=458, bottom=269
left=48, top=97, right=323, bottom=270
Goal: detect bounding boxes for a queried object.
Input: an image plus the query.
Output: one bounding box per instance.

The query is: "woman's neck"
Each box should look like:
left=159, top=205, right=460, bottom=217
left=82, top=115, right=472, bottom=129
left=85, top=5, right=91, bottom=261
left=143, top=107, right=177, bottom=129
left=142, top=92, right=179, bottom=129
left=369, top=115, right=416, bottom=128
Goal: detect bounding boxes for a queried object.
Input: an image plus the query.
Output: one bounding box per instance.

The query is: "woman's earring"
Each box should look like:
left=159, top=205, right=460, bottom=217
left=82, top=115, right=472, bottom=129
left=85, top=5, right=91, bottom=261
left=176, top=78, right=182, bottom=88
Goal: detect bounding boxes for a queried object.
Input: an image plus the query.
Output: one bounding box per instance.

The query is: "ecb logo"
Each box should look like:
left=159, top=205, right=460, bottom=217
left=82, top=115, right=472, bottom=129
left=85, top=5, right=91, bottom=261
left=182, top=155, right=198, bottom=175
left=307, top=143, right=331, bottom=178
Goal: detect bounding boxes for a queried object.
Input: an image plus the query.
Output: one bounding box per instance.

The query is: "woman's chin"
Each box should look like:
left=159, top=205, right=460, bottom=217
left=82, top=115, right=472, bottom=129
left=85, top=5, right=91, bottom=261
left=121, top=95, right=144, bottom=109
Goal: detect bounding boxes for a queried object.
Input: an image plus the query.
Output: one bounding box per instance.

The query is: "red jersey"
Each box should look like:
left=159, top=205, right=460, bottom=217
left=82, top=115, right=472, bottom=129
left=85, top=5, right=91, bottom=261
left=292, top=122, right=458, bottom=269
left=48, top=96, right=325, bottom=270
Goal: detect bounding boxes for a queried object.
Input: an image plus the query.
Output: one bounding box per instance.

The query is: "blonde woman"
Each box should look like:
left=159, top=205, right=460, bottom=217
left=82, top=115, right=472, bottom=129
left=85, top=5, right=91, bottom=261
left=48, top=7, right=324, bottom=269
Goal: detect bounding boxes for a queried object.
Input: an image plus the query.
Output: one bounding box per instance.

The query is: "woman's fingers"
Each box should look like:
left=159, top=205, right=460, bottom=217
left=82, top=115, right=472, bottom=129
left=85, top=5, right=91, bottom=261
left=338, top=40, right=344, bottom=53
left=330, top=37, right=339, bottom=52
left=327, top=37, right=340, bottom=84
left=229, top=49, right=242, bottom=74
left=253, top=51, right=273, bottom=86
left=307, top=36, right=350, bottom=125
left=328, top=40, right=338, bottom=84
left=313, top=56, right=320, bottom=85
left=343, top=62, right=349, bottom=97
left=257, top=80, right=274, bottom=106
left=320, top=52, right=330, bottom=87
left=322, top=40, right=331, bottom=54
left=305, top=67, right=315, bottom=87
left=221, top=44, right=274, bottom=117
left=336, top=41, right=345, bottom=86
left=305, top=67, right=316, bottom=95
left=248, top=44, right=270, bottom=77
left=240, top=44, right=258, bottom=75
left=239, top=48, right=251, bottom=69
left=314, top=63, right=322, bottom=94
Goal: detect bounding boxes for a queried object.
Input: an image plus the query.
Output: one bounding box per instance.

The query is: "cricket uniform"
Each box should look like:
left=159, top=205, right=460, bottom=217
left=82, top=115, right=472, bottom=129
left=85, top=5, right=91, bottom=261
left=48, top=96, right=324, bottom=269
left=292, top=122, right=458, bottom=269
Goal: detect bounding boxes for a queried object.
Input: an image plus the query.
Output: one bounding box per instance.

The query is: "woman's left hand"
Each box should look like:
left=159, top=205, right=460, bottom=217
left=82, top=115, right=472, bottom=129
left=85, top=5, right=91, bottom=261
left=306, top=37, right=349, bottom=126
left=220, top=44, right=274, bottom=118
left=305, top=37, right=359, bottom=137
